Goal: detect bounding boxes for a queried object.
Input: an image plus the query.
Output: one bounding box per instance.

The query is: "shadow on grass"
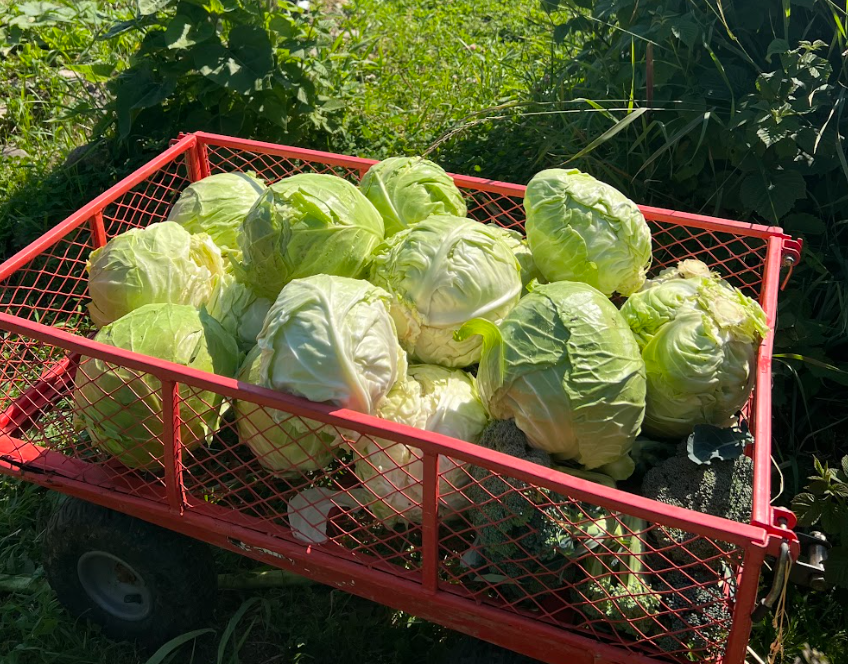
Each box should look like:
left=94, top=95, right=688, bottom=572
left=0, top=139, right=167, bottom=262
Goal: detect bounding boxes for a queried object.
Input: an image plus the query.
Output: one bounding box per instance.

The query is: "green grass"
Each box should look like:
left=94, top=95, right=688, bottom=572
left=328, top=0, right=551, bottom=160
left=0, top=0, right=140, bottom=257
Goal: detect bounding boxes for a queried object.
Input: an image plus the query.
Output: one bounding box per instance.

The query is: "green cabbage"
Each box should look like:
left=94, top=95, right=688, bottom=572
left=369, top=215, right=522, bottom=368
left=73, top=303, right=239, bottom=470
left=167, top=171, right=265, bottom=264
left=256, top=275, right=406, bottom=415
left=525, top=168, right=652, bottom=296
left=359, top=157, right=467, bottom=236
left=620, top=261, right=768, bottom=438
left=353, top=364, right=488, bottom=524
left=458, top=281, right=646, bottom=469
left=485, top=224, right=544, bottom=290
left=236, top=346, right=340, bottom=476
left=86, top=222, right=225, bottom=328
left=238, top=173, right=385, bottom=299
left=205, top=273, right=272, bottom=350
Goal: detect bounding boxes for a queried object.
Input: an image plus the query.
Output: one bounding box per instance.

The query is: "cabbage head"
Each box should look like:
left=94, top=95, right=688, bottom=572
left=458, top=281, right=646, bottom=469
left=359, top=157, right=467, bottom=236
left=353, top=364, right=488, bottom=524
left=73, top=303, right=239, bottom=470
left=620, top=261, right=768, bottom=438
left=87, top=221, right=225, bottom=328
left=256, top=275, right=406, bottom=415
left=370, top=215, right=522, bottom=368
left=167, top=171, right=265, bottom=264
left=205, top=273, right=272, bottom=350
left=236, top=346, right=340, bottom=476
left=238, top=174, right=385, bottom=299
left=485, top=224, right=543, bottom=290
left=525, top=168, right=652, bottom=296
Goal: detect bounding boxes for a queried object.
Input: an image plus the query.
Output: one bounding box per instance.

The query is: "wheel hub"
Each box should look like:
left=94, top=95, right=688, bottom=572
left=77, top=551, right=152, bottom=621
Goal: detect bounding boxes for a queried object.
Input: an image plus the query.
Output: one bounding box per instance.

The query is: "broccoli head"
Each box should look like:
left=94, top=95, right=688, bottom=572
left=641, top=443, right=753, bottom=565
left=652, top=565, right=733, bottom=658
left=464, top=420, right=572, bottom=599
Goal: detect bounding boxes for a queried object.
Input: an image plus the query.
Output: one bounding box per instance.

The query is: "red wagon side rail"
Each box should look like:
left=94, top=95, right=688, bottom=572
left=0, top=132, right=802, bottom=664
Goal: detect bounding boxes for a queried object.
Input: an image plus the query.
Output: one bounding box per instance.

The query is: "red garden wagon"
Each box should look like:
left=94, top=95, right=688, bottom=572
left=0, top=132, right=805, bottom=664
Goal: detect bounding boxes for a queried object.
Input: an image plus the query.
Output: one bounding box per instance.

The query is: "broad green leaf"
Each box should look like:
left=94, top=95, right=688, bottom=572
left=686, top=424, right=751, bottom=466
left=540, top=0, right=559, bottom=11
left=739, top=169, right=806, bottom=222
left=825, top=547, right=848, bottom=590
left=766, top=38, right=790, bottom=63
left=321, top=98, right=345, bottom=112
left=841, top=456, right=848, bottom=480
left=138, top=0, right=174, bottom=15
left=821, top=503, right=844, bottom=534
left=193, top=26, right=274, bottom=94
left=67, top=62, right=116, bottom=83
left=783, top=213, right=826, bottom=235
left=670, top=17, right=699, bottom=49
left=113, top=67, right=177, bottom=139
left=164, top=15, right=213, bottom=49
left=790, top=492, right=821, bottom=527
left=269, top=14, right=298, bottom=39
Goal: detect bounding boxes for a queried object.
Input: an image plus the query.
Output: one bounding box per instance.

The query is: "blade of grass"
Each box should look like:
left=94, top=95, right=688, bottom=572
left=633, top=111, right=713, bottom=177
left=217, top=596, right=262, bottom=664
left=144, top=629, right=215, bottom=664
left=564, top=107, right=648, bottom=164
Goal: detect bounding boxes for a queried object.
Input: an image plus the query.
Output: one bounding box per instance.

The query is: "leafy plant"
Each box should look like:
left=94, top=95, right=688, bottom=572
left=792, top=456, right=848, bottom=590
left=523, top=0, right=848, bottom=498
left=93, top=0, right=348, bottom=147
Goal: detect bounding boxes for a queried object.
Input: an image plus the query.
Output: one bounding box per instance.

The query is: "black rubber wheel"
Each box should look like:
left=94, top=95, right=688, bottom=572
left=444, top=637, right=539, bottom=664
left=43, top=496, right=217, bottom=650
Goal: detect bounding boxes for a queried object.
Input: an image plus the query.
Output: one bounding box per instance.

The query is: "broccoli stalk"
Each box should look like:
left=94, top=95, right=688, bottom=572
left=573, top=515, right=661, bottom=638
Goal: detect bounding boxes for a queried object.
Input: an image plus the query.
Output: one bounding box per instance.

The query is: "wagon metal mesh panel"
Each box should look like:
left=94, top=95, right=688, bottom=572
left=0, top=132, right=799, bottom=664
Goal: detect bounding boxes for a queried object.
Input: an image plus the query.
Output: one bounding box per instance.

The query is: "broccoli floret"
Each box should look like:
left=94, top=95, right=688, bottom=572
left=573, top=515, right=661, bottom=639
left=652, top=566, right=733, bottom=658
left=464, top=420, right=575, bottom=600
left=641, top=443, right=753, bottom=565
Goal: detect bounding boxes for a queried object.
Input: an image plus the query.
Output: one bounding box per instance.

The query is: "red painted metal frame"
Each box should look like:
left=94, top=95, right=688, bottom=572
left=0, top=131, right=802, bottom=664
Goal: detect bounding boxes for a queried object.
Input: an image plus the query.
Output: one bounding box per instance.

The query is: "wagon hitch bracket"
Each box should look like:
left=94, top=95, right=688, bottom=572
left=752, top=540, right=791, bottom=622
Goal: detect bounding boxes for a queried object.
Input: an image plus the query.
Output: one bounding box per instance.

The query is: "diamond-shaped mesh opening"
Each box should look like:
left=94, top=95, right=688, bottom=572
left=101, top=156, right=192, bottom=238
left=206, top=146, right=365, bottom=186
left=179, top=395, right=427, bottom=576
left=647, top=221, right=767, bottom=300
left=0, top=338, right=168, bottom=498
left=440, top=464, right=742, bottom=661
left=464, top=189, right=527, bottom=232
